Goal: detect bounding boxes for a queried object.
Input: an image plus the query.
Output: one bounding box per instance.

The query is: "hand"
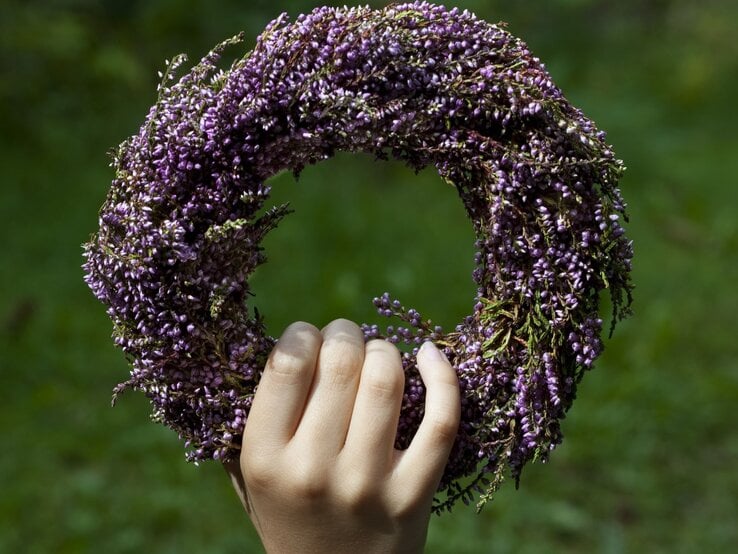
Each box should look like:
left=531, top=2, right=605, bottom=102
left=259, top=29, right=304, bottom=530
left=225, top=318, right=460, bottom=554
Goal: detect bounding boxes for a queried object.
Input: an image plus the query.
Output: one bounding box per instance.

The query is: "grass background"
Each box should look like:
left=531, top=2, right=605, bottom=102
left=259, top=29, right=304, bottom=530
left=1, top=0, right=736, bottom=552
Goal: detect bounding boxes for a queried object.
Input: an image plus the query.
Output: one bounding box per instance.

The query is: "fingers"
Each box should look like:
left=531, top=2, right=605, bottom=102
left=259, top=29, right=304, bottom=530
left=243, top=321, right=322, bottom=448
left=292, top=319, right=365, bottom=454
left=243, top=320, right=459, bottom=512
left=341, top=339, right=405, bottom=475
left=234, top=328, right=455, bottom=553
left=393, top=341, right=460, bottom=498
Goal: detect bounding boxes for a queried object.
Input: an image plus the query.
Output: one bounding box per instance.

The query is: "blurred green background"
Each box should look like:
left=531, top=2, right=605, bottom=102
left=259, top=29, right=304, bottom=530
left=1, top=0, right=736, bottom=552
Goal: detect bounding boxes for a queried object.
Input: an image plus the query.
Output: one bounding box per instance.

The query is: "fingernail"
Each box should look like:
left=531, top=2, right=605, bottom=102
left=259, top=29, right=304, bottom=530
left=420, top=341, right=449, bottom=363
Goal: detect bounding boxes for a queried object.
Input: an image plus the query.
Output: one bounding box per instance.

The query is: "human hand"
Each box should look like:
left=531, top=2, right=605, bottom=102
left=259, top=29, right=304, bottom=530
left=224, top=319, right=460, bottom=554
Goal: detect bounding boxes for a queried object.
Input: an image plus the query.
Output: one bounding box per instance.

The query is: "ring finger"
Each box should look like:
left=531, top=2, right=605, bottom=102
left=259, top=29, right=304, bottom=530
left=341, top=339, right=405, bottom=476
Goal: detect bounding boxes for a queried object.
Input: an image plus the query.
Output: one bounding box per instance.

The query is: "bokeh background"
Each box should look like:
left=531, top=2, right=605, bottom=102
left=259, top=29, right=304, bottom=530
left=2, top=0, right=736, bottom=552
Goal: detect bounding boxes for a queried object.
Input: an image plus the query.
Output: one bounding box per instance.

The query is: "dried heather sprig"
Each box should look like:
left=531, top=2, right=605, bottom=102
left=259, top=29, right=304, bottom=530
left=83, top=2, right=633, bottom=512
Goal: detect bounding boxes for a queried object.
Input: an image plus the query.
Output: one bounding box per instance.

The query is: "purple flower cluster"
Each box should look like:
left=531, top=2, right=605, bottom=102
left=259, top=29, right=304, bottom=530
left=83, top=2, right=633, bottom=512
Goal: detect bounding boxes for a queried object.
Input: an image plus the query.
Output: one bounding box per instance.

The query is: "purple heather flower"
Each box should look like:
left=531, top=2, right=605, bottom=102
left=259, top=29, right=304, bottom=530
left=83, top=1, right=633, bottom=513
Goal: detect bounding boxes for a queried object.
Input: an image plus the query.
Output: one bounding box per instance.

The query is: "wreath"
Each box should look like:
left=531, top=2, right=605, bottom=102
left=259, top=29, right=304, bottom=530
left=83, top=2, right=633, bottom=511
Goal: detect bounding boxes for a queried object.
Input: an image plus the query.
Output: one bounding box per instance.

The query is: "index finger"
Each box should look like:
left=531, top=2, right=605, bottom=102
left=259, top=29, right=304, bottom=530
left=243, top=321, right=322, bottom=448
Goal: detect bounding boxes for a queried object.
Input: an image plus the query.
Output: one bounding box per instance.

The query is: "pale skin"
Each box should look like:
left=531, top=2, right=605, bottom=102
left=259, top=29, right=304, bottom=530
left=224, top=318, right=461, bottom=554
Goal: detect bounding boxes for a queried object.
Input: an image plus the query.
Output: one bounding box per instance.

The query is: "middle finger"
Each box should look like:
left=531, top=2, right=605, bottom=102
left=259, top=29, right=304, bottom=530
left=292, top=318, right=365, bottom=456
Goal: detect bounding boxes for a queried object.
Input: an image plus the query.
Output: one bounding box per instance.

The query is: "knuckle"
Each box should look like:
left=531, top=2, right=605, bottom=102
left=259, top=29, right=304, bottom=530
left=337, top=476, right=378, bottom=511
left=285, top=464, right=329, bottom=501
left=366, top=338, right=400, bottom=357
left=426, top=411, right=460, bottom=443
left=284, top=320, right=321, bottom=338
left=318, top=343, right=363, bottom=388
left=242, top=453, right=277, bottom=491
left=265, top=349, right=310, bottom=384
left=266, top=323, right=322, bottom=385
left=318, top=319, right=364, bottom=387
left=383, top=477, right=434, bottom=520
left=319, top=358, right=359, bottom=388
left=322, top=318, right=360, bottom=334
left=390, top=492, right=428, bottom=521
left=362, top=360, right=404, bottom=399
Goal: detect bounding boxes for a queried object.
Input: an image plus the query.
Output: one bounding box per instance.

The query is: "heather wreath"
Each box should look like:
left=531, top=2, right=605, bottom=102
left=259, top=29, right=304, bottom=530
left=83, top=1, right=633, bottom=511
